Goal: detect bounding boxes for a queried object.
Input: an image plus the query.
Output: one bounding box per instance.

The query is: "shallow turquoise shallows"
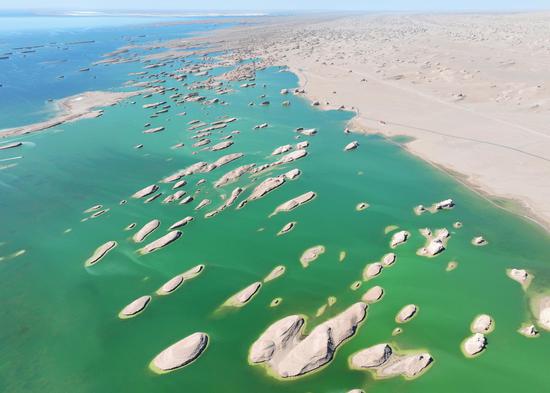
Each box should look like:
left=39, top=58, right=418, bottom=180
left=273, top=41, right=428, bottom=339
left=0, top=24, right=549, bottom=393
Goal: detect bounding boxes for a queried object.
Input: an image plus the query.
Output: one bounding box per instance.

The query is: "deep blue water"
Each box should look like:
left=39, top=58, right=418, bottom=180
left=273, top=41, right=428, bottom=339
left=0, top=15, right=233, bottom=128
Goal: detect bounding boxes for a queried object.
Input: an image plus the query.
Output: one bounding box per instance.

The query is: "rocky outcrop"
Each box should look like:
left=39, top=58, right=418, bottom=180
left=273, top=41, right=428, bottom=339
left=274, top=149, right=307, bottom=165
left=85, top=240, right=117, bottom=267
left=300, top=245, right=325, bottom=268
left=284, top=168, right=301, bottom=180
left=270, top=191, right=316, bottom=216
left=462, top=333, right=487, bottom=357
left=471, top=314, right=494, bottom=334
left=363, top=263, right=383, bottom=280
left=132, top=184, right=159, bottom=198
left=277, top=221, right=296, bottom=236
left=351, top=343, right=433, bottom=380
left=417, top=228, right=449, bottom=257
left=249, top=302, right=367, bottom=378
left=225, top=282, right=262, bottom=307
left=390, top=230, right=410, bottom=248
left=139, top=231, right=182, bottom=254
left=396, top=304, right=418, bottom=323
left=119, top=295, right=151, bottom=319
left=518, top=324, right=539, bottom=338
left=214, top=164, right=255, bottom=188
left=506, top=268, right=532, bottom=289
left=132, top=219, right=160, bottom=243
left=157, top=264, right=205, bottom=295
left=362, top=286, right=384, bottom=303
left=245, top=176, right=285, bottom=202
left=344, top=141, right=359, bottom=151
left=264, top=265, right=286, bottom=282
left=150, top=332, right=209, bottom=373
left=169, top=216, right=194, bottom=230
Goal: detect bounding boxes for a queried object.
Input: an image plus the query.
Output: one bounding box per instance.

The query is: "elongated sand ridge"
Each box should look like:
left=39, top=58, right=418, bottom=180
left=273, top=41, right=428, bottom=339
left=85, top=241, right=117, bottom=267
left=0, top=90, right=146, bottom=138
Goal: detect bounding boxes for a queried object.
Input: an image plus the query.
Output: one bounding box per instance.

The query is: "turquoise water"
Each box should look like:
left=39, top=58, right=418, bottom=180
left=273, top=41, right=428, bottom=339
left=0, top=20, right=549, bottom=393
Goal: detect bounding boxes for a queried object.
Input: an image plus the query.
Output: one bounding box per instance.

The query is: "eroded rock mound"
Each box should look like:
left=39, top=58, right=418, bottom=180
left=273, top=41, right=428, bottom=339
left=350, top=343, right=433, bottom=379
left=150, top=332, right=209, bottom=374
left=249, top=302, right=367, bottom=378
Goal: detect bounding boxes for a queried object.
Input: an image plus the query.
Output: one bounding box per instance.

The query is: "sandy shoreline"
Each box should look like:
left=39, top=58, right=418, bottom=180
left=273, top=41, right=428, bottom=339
left=0, top=90, right=144, bottom=139
left=174, top=12, right=550, bottom=231
left=3, top=12, right=549, bottom=231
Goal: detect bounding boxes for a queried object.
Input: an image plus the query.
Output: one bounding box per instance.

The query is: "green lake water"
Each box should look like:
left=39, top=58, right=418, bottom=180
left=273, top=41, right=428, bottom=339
left=0, top=64, right=549, bottom=393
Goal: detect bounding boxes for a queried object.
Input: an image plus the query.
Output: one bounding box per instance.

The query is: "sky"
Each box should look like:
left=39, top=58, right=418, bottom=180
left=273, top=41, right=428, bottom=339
left=0, top=0, right=548, bottom=11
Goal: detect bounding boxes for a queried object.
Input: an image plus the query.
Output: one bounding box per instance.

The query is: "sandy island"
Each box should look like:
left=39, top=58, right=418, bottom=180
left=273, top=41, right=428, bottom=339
left=0, top=90, right=145, bottom=138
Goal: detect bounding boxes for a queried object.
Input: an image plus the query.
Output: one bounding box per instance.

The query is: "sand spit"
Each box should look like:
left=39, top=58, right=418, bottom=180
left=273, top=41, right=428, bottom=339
left=0, top=90, right=146, bottom=138
left=396, top=304, right=418, bottom=323
left=506, top=268, right=532, bottom=289
left=249, top=302, right=367, bottom=378
left=132, top=219, right=160, bottom=243
left=143, top=126, right=165, bottom=134
left=225, top=282, right=262, bottom=307
left=119, top=295, right=151, bottom=319
left=530, top=295, right=550, bottom=331
left=150, top=332, right=209, bottom=374
left=350, top=343, right=433, bottom=380
left=132, top=184, right=159, bottom=199
left=157, top=264, right=205, bottom=295
left=215, top=164, right=255, bottom=188
left=139, top=231, right=182, bottom=254
left=390, top=230, right=410, bottom=248
left=300, top=245, right=325, bottom=268
left=0, top=142, right=23, bottom=150
left=85, top=241, right=117, bottom=267
left=270, top=191, right=316, bottom=216
left=264, top=265, right=286, bottom=282
left=362, top=286, right=384, bottom=304
left=277, top=221, right=296, bottom=236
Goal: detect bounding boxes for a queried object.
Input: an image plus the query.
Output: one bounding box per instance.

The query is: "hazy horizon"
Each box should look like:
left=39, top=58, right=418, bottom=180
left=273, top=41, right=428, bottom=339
left=0, top=0, right=548, bottom=12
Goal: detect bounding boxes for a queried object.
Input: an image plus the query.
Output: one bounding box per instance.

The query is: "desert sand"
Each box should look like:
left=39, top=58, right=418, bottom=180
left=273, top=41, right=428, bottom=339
left=173, top=12, right=550, bottom=231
